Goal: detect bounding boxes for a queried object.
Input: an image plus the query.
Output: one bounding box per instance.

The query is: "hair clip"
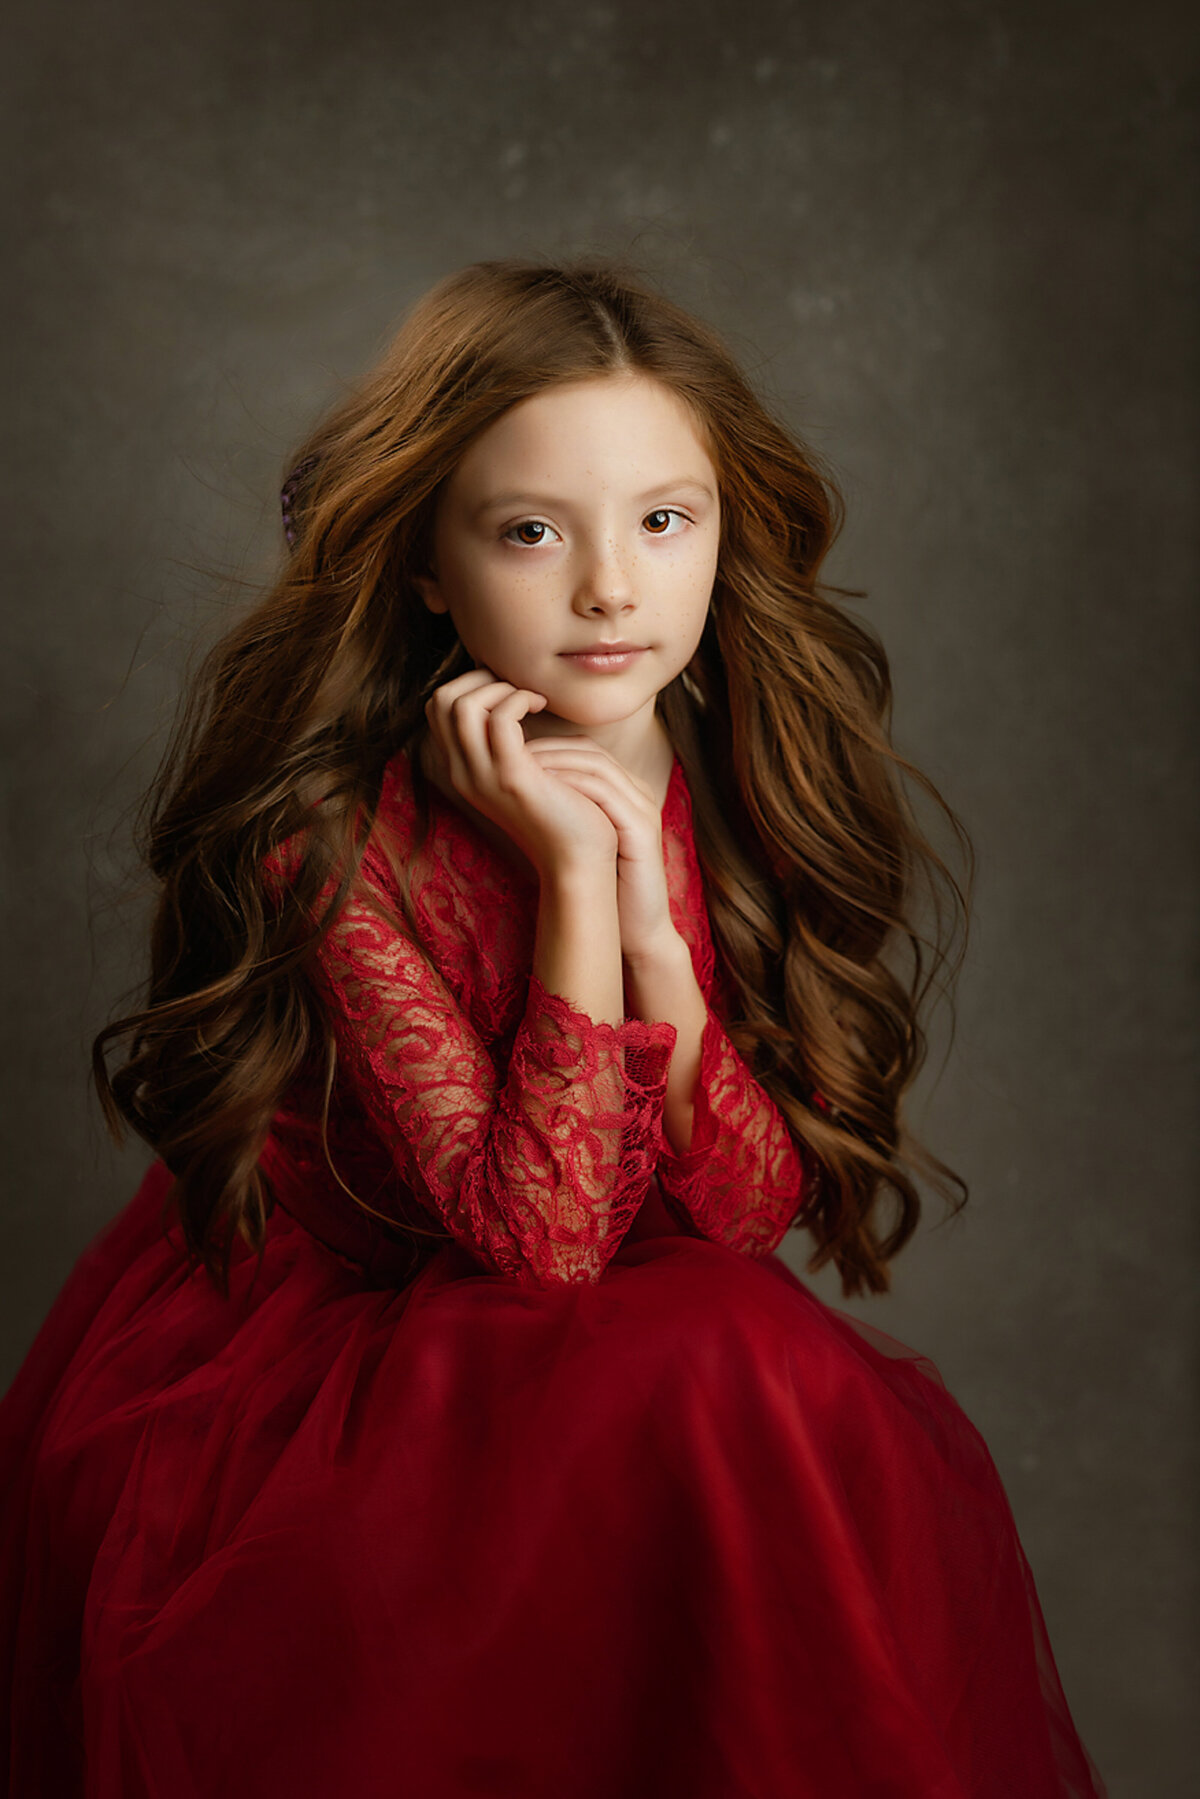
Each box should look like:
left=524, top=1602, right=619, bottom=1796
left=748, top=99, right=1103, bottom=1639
left=280, top=453, right=320, bottom=549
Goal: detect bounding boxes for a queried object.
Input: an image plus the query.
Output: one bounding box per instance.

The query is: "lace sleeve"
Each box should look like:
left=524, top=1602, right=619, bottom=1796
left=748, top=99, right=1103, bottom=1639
left=308, top=861, right=677, bottom=1287
left=653, top=1005, right=815, bottom=1257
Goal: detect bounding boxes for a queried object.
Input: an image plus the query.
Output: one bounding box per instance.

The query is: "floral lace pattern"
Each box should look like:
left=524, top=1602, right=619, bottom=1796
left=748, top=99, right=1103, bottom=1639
left=262, top=749, right=815, bottom=1285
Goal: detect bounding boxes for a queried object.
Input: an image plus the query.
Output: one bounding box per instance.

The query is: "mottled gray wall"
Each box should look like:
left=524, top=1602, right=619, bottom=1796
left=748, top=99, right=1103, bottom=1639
left=4, top=0, right=1196, bottom=1791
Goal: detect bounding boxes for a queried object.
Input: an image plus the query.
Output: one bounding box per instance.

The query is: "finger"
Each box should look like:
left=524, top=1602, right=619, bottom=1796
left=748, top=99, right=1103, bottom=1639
left=521, top=735, right=616, bottom=762
left=446, top=682, right=515, bottom=789
left=426, top=679, right=506, bottom=792
left=424, top=669, right=502, bottom=766
left=433, top=675, right=514, bottom=726
left=424, top=666, right=499, bottom=720
left=484, top=688, right=549, bottom=779
left=537, top=766, right=656, bottom=839
left=518, top=733, right=602, bottom=750
left=451, top=682, right=546, bottom=791
left=525, top=745, right=656, bottom=809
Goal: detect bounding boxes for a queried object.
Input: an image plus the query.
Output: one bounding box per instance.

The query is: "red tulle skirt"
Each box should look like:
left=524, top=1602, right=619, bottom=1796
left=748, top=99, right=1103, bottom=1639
left=1, top=1163, right=1106, bottom=1798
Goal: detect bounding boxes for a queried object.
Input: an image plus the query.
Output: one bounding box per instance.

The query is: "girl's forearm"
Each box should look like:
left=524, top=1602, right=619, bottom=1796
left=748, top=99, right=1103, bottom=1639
left=528, top=865, right=636, bottom=1245
left=622, top=934, right=709, bottom=1157
left=533, top=864, right=625, bottom=1028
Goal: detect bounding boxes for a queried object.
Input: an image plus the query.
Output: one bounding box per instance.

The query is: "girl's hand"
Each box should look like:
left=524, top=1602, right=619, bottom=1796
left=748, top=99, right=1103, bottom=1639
left=523, top=737, right=679, bottom=962
left=422, top=667, right=619, bottom=880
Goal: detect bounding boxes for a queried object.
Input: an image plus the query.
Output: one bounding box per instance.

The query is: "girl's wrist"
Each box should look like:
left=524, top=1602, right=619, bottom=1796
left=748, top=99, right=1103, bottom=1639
left=622, top=926, right=691, bottom=976
left=538, top=854, right=618, bottom=895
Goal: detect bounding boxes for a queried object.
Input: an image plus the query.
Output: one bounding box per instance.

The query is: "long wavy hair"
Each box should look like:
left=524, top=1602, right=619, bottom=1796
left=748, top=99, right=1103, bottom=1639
left=94, top=256, right=973, bottom=1300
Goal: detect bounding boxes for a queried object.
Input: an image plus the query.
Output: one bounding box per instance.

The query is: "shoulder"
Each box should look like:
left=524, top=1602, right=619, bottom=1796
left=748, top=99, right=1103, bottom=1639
left=373, top=747, right=420, bottom=852
left=262, top=750, right=420, bottom=905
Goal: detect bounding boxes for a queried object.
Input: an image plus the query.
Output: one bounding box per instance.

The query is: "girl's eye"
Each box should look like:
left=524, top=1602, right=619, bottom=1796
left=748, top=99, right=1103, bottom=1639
left=503, top=509, right=690, bottom=546
left=504, top=520, right=560, bottom=547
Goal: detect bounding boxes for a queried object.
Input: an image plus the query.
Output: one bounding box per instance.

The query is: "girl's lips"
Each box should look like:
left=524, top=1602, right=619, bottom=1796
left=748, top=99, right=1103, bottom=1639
left=558, top=647, right=648, bottom=672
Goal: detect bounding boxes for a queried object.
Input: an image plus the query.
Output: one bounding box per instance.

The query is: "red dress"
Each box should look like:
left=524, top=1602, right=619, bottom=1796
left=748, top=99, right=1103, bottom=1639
left=0, top=750, right=1106, bottom=1797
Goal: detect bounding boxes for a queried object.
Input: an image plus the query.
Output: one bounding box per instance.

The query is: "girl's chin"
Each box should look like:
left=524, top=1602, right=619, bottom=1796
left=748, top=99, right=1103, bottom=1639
left=521, top=693, right=652, bottom=735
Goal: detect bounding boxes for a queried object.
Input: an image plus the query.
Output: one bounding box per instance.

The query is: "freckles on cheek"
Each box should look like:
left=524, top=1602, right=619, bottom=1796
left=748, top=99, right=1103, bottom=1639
left=478, top=569, right=543, bottom=646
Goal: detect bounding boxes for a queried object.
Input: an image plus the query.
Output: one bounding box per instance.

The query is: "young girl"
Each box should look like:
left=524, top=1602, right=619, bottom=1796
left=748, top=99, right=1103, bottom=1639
left=0, top=259, right=1106, bottom=1797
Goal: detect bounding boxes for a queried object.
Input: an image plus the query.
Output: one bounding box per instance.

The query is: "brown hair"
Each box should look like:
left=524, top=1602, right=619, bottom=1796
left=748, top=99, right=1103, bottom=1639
left=94, top=256, right=973, bottom=1299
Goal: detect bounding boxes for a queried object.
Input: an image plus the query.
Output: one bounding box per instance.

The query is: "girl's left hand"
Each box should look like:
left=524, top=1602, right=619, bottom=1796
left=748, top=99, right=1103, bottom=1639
left=524, top=737, right=678, bottom=963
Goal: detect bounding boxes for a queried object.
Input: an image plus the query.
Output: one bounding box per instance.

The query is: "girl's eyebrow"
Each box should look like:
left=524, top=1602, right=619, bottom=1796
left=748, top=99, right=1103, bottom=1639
left=474, top=477, right=716, bottom=518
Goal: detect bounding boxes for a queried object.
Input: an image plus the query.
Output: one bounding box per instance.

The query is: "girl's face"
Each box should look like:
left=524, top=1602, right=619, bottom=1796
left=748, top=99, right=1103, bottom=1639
left=415, top=374, right=721, bottom=733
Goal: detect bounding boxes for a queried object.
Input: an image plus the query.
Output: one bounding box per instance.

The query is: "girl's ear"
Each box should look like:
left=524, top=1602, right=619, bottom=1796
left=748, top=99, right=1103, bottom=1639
left=414, top=570, right=449, bottom=615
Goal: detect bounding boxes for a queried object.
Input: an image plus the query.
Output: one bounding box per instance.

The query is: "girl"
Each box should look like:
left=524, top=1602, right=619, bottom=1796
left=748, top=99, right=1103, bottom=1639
left=0, top=259, right=1106, bottom=1797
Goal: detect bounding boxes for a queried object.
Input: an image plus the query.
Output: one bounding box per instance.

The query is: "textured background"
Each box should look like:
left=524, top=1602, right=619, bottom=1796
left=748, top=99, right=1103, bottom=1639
left=3, top=0, right=1196, bottom=1790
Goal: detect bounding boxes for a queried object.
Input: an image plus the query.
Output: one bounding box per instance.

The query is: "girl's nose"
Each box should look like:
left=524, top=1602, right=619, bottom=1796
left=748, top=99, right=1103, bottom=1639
left=574, top=535, right=635, bottom=615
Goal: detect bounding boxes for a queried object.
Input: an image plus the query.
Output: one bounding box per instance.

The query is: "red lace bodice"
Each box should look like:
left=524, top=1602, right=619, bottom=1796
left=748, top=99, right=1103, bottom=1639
left=260, top=749, right=816, bottom=1287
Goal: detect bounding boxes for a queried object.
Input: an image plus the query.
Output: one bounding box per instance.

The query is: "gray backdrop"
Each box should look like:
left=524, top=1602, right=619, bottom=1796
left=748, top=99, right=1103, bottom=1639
left=4, top=1, right=1196, bottom=1792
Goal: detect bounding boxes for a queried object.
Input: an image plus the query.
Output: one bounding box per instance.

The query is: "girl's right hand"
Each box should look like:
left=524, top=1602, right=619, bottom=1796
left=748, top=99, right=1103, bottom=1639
left=422, top=667, right=619, bottom=880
